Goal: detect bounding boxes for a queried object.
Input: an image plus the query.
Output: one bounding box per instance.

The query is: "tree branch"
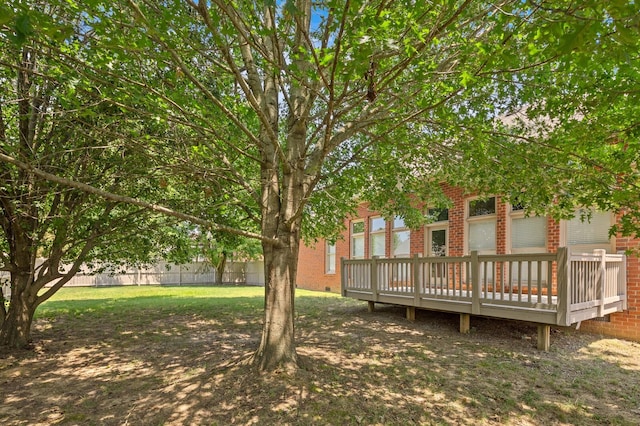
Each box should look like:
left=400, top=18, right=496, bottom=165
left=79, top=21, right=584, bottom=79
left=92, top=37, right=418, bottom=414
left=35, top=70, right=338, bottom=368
left=0, top=152, right=284, bottom=247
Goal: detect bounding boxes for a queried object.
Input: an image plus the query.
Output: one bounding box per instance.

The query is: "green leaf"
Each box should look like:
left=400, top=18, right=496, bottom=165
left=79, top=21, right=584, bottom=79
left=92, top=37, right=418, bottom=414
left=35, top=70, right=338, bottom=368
left=0, top=5, right=13, bottom=26
left=460, top=70, right=473, bottom=88
left=15, top=14, right=33, bottom=37
left=319, top=52, right=334, bottom=67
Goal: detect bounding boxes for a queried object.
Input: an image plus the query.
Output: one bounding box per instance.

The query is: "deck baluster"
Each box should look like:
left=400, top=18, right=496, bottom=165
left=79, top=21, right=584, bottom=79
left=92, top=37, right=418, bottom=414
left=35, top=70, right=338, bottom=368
left=371, top=256, right=378, bottom=302
left=595, top=249, right=606, bottom=317
left=556, top=247, right=570, bottom=326
left=471, top=251, right=480, bottom=315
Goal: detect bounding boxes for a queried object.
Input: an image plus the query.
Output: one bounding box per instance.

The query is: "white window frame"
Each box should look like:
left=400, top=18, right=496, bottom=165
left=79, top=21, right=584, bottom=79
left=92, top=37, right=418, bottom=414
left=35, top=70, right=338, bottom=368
left=425, top=207, right=448, bottom=257
left=392, top=217, right=410, bottom=258
left=369, top=217, right=386, bottom=258
left=507, top=205, right=548, bottom=284
left=466, top=197, right=497, bottom=255
left=351, top=220, right=365, bottom=259
left=427, top=225, right=448, bottom=257
left=325, top=242, right=336, bottom=274
left=507, top=205, right=547, bottom=254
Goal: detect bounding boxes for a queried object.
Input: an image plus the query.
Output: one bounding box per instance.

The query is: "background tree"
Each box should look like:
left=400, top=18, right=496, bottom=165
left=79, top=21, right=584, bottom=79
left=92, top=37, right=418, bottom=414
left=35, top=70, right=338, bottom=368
left=165, top=221, right=262, bottom=285
left=0, top=3, right=201, bottom=348
left=2, top=1, right=638, bottom=371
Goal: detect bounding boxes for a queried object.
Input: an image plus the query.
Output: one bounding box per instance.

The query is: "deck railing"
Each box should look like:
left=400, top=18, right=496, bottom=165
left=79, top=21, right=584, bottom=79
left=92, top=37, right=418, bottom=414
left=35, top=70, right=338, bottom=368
left=567, top=250, right=627, bottom=321
left=341, top=247, right=627, bottom=327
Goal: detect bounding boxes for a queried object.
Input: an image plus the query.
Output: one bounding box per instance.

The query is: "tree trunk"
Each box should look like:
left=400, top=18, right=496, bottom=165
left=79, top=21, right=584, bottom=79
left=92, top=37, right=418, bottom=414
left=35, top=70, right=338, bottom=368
left=0, top=273, right=37, bottom=348
left=214, top=252, right=227, bottom=285
left=252, top=229, right=299, bottom=371
left=248, top=2, right=310, bottom=369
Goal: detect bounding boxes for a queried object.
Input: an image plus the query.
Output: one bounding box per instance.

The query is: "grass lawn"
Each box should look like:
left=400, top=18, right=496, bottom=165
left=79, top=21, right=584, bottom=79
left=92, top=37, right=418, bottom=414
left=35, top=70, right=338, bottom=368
left=1, top=285, right=639, bottom=425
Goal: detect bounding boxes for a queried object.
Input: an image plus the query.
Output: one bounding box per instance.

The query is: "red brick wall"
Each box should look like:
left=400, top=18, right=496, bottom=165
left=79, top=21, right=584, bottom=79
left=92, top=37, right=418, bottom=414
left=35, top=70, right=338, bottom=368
left=548, top=218, right=561, bottom=252
left=297, top=238, right=345, bottom=292
left=296, top=187, right=640, bottom=342
left=297, top=203, right=375, bottom=292
left=496, top=196, right=507, bottom=255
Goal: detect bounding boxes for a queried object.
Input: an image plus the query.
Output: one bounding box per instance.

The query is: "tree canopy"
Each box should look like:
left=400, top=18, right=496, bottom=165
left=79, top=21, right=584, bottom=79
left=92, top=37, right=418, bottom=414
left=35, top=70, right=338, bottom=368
left=1, top=1, right=638, bottom=368
left=0, top=1, right=243, bottom=347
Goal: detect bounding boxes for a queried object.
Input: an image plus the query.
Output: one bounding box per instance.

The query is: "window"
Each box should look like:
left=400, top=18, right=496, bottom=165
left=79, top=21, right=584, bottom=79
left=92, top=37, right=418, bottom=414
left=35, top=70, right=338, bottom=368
left=469, top=198, right=496, bottom=217
left=370, top=217, right=386, bottom=258
left=510, top=204, right=546, bottom=253
left=427, top=208, right=449, bottom=223
left=509, top=205, right=547, bottom=283
left=426, top=207, right=448, bottom=282
left=392, top=217, right=410, bottom=257
left=429, top=229, right=447, bottom=256
left=426, top=208, right=448, bottom=257
left=565, top=209, right=613, bottom=252
left=467, top=197, right=496, bottom=253
left=325, top=242, right=336, bottom=274
left=351, top=221, right=365, bottom=259
left=511, top=216, right=546, bottom=250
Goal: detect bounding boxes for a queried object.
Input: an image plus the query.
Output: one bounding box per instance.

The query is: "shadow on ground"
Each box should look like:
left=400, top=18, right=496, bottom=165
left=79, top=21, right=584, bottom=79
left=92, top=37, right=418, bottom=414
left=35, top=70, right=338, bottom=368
left=1, top=297, right=639, bottom=425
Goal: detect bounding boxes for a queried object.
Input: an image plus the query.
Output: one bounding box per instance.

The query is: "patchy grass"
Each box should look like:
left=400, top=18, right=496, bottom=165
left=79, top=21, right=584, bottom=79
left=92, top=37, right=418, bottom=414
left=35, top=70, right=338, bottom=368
left=1, top=286, right=639, bottom=425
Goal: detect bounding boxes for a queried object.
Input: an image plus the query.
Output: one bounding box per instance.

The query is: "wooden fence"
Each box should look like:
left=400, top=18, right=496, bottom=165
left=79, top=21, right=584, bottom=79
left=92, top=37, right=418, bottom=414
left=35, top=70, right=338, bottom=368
left=0, top=260, right=265, bottom=300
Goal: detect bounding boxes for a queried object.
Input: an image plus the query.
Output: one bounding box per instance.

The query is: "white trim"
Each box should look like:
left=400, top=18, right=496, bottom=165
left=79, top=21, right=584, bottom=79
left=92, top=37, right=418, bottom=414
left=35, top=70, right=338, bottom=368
left=350, top=220, right=365, bottom=259
left=369, top=216, right=386, bottom=258
left=392, top=216, right=410, bottom=258
left=466, top=196, right=497, bottom=255
left=426, top=224, right=448, bottom=257
left=425, top=206, right=449, bottom=257
left=325, top=241, right=336, bottom=274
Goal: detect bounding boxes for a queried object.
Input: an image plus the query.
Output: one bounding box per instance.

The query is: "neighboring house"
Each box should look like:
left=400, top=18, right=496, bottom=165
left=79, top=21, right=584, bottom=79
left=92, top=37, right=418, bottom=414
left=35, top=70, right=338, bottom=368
left=297, top=184, right=639, bottom=343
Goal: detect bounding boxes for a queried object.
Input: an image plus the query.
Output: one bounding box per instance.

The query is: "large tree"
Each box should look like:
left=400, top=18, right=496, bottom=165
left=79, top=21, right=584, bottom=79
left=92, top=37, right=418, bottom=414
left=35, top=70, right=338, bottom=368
left=2, top=1, right=638, bottom=370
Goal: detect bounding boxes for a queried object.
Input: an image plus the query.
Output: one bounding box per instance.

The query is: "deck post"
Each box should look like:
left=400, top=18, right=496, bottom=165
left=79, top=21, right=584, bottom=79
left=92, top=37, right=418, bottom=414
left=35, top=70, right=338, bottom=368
left=460, top=313, right=470, bottom=333
left=340, top=257, right=346, bottom=296
left=368, top=301, right=375, bottom=312
left=619, top=252, right=628, bottom=310
left=556, top=247, right=571, bottom=326
left=371, top=256, right=378, bottom=302
left=595, top=249, right=606, bottom=317
left=471, top=251, right=480, bottom=315
left=537, top=324, right=551, bottom=351
left=413, top=254, right=421, bottom=305
left=406, top=306, right=416, bottom=321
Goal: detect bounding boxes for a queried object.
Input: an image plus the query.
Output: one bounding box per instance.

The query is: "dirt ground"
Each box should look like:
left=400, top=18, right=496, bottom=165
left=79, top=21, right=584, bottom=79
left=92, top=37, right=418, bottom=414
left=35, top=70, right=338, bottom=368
left=1, top=297, right=639, bottom=425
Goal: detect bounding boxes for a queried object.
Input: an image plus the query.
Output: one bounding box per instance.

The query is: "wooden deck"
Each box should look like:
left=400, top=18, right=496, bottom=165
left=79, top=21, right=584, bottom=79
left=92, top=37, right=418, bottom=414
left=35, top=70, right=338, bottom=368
left=341, top=248, right=627, bottom=350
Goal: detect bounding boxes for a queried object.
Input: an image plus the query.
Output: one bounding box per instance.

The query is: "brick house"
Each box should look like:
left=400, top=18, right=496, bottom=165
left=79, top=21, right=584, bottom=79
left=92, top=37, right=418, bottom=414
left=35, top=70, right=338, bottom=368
left=297, top=184, right=639, bottom=342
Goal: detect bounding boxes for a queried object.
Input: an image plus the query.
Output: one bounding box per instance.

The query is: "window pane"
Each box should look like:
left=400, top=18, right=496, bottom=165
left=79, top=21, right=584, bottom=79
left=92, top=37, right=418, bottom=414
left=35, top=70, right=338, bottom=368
left=352, top=221, right=364, bottom=234
left=370, top=217, right=385, bottom=232
left=393, top=230, right=410, bottom=256
left=512, top=216, right=546, bottom=249
left=469, top=197, right=496, bottom=217
left=431, top=229, right=447, bottom=256
left=352, top=236, right=364, bottom=258
left=371, top=234, right=385, bottom=257
left=428, top=208, right=449, bottom=222
left=326, top=243, right=336, bottom=273
left=469, top=221, right=496, bottom=251
left=567, top=211, right=611, bottom=245
left=393, top=217, right=406, bottom=229
left=327, top=242, right=336, bottom=255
